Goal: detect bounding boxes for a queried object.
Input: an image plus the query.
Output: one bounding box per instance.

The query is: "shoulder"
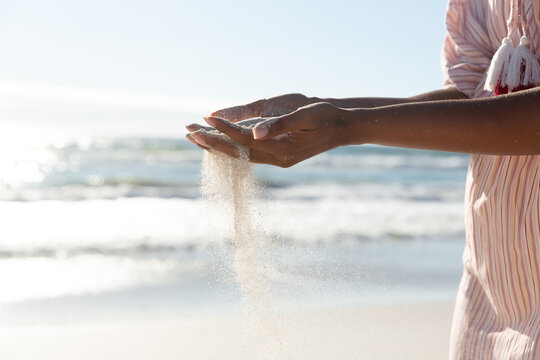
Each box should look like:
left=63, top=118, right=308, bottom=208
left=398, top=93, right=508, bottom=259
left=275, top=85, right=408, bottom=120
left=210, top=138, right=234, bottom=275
left=446, top=0, right=490, bottom=23
left=445, top=0, right=492, bottom=52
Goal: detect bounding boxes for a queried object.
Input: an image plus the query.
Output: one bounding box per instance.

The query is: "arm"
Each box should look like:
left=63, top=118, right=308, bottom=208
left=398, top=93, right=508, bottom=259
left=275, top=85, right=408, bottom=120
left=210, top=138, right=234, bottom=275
left=318, top=87, right=468, bottom=108
left=189, top=88, right=467, bottom=128
left=187, top=87, right=536, bottom=167
left=346, top=86, right=540, bottom=155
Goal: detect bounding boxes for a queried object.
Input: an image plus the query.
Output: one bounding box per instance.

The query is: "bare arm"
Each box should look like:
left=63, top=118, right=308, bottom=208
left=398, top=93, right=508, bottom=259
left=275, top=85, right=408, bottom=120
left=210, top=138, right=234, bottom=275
left=190, top=88, right=468, bottom=128
left=346, top=86, right=540, bottom=155
left=187, top=87, right=538, bottom=167
left=318, top=87, right=468, bottom=108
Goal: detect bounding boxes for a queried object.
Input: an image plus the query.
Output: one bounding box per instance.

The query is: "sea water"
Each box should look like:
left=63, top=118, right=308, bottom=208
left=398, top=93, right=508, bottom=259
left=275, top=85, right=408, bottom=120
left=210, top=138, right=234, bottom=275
left=0, top=136, right=468, bottom=325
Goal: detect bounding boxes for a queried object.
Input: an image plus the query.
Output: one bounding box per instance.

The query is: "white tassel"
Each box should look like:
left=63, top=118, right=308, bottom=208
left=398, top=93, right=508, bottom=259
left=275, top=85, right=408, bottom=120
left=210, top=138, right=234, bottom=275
left=485, top=37, right=514, bottom=91
left=506, top=36, right=540, bottom=90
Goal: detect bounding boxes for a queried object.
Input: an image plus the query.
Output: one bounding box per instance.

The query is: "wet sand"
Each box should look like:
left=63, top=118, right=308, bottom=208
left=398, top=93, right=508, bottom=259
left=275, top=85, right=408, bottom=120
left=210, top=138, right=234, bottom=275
left=0, top=301, right=454, bottom=360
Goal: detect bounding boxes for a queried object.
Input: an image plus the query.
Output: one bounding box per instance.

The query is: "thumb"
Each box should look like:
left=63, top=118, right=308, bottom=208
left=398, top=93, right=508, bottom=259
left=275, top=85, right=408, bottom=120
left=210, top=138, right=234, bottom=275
left=252, top=110, right=314, bottom=140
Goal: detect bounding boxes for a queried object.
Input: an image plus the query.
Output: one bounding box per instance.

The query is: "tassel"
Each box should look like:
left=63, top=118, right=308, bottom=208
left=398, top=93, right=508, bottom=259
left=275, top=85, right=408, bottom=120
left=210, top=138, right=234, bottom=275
left=485, top=37, right=514, bottom=91
left=506, top=35, right=540, bottom=91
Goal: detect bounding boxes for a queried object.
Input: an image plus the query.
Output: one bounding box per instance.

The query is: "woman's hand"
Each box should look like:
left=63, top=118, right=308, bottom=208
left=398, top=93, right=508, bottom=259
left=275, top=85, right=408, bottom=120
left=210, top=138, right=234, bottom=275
left=186, top=93, right=317, bottom=132
left=187, top=102, right=355, bottom=168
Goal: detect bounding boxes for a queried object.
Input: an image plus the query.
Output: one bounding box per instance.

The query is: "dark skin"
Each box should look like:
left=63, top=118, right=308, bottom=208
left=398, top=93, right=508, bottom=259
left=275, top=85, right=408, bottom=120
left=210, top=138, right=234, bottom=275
left=186, top=87, right=540, bottom=168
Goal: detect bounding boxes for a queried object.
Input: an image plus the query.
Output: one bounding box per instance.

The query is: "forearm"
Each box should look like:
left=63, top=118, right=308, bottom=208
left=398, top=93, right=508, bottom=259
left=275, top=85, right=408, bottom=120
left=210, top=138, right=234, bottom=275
left=316, top=87, right=468, bottom=108
left=344, top=87, right=540, bottom=155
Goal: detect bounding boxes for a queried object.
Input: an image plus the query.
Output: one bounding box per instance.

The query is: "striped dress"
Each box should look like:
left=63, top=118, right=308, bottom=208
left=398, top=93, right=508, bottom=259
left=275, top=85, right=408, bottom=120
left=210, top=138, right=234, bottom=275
left=442, top=0, right=540, bottom=358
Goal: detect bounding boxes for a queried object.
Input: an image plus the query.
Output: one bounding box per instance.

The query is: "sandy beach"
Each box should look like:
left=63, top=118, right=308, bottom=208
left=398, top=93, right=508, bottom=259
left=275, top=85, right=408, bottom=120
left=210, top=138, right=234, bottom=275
left=0, top=301, right=454, bottom=360
left=0, top=138, right=465, bottom=360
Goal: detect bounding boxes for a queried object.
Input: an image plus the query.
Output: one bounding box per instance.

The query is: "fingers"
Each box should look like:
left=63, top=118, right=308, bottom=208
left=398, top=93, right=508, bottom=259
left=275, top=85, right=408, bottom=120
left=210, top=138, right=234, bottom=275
left=252, top=110, right=315, bottom=140
left=185, top=133, right=209, bottom=150
left=210, top=94, right=310, bottom=122
left=211, top=100, right=263, bottom=122
left=189, top=130, right=275, bottom=164
left=203, top=116, right=255, bottom=147
left=186, top=123, right=213, bottom=132
left=258, top=93, right=308, bottom=117
left=190, top=131, right=237, bottom=155
left=252, top=102, right=339, bottom=140
left=211, top=105, right=253, bottom=122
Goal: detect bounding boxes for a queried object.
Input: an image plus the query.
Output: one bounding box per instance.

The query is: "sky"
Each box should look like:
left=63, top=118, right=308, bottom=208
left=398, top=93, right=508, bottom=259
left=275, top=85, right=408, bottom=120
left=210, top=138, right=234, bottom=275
left=0, top=0, right=450, bottom=138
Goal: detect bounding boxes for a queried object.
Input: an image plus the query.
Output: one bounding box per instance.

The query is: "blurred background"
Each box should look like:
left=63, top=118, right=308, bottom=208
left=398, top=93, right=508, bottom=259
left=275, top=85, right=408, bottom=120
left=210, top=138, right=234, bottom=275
left=0, top=0, right=468, bottom=359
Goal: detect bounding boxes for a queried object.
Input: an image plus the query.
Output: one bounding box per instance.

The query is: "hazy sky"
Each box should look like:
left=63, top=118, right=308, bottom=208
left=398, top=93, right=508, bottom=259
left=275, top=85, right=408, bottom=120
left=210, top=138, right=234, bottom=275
left=0, top=0, right=450, bottom=138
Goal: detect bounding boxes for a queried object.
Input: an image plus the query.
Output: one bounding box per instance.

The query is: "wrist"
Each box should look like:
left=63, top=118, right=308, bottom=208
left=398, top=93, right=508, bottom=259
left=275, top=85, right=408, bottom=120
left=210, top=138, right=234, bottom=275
left=341, top=108, right=373, bottom=146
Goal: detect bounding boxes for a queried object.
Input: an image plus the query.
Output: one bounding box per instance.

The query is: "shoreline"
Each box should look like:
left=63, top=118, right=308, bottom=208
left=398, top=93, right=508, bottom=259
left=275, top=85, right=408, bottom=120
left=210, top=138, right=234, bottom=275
left=0, top=301, right=455, bottom=360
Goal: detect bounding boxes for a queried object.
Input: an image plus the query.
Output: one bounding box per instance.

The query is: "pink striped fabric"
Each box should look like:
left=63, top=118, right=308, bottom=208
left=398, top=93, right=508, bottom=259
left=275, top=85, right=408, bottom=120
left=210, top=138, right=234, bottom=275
left=442, top=0, right=540, bottom=358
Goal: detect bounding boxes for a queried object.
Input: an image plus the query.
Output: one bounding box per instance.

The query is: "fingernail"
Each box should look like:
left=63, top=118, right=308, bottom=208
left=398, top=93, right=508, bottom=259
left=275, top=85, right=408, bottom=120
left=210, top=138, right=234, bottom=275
left=190, top=131, right=209, bottom=146
left=253, top=124, right=268, bottom=139
left=203, top=116, right=218, bottom=127
left=186, top=123, right=200, bottom=131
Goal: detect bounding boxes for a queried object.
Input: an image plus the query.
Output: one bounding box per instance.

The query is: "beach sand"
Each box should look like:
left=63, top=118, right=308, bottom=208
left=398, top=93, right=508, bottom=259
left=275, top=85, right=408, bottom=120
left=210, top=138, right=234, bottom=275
left=0, top=301, right=454, bottom=360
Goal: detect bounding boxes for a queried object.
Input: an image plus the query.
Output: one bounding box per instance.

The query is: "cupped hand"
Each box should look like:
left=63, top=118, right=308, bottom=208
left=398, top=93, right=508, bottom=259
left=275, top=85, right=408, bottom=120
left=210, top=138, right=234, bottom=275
left=186, top=93, right=316, bottom=132
left=186, top=102, right=353, bottom=168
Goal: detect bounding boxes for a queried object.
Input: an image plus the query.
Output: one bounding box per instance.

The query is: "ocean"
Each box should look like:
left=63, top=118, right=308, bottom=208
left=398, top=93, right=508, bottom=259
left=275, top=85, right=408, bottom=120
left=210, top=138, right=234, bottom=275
left=0, top=136, right=469, bottom=326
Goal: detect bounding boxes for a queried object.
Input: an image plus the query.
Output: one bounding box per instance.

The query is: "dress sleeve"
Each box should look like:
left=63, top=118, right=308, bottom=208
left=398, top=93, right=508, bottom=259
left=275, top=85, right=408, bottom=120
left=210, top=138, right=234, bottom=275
left=441, top=0, right=493, bottom=98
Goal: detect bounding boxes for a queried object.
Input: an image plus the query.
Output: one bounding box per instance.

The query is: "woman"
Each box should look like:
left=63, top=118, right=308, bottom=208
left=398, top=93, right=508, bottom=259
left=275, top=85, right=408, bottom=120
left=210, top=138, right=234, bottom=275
left=187, top=0, right=540, bottom=358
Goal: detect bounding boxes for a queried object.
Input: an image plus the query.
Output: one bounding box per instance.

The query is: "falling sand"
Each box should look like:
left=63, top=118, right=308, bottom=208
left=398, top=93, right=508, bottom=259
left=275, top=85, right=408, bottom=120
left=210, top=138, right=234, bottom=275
left=200, top=119, right=283, bottom=359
